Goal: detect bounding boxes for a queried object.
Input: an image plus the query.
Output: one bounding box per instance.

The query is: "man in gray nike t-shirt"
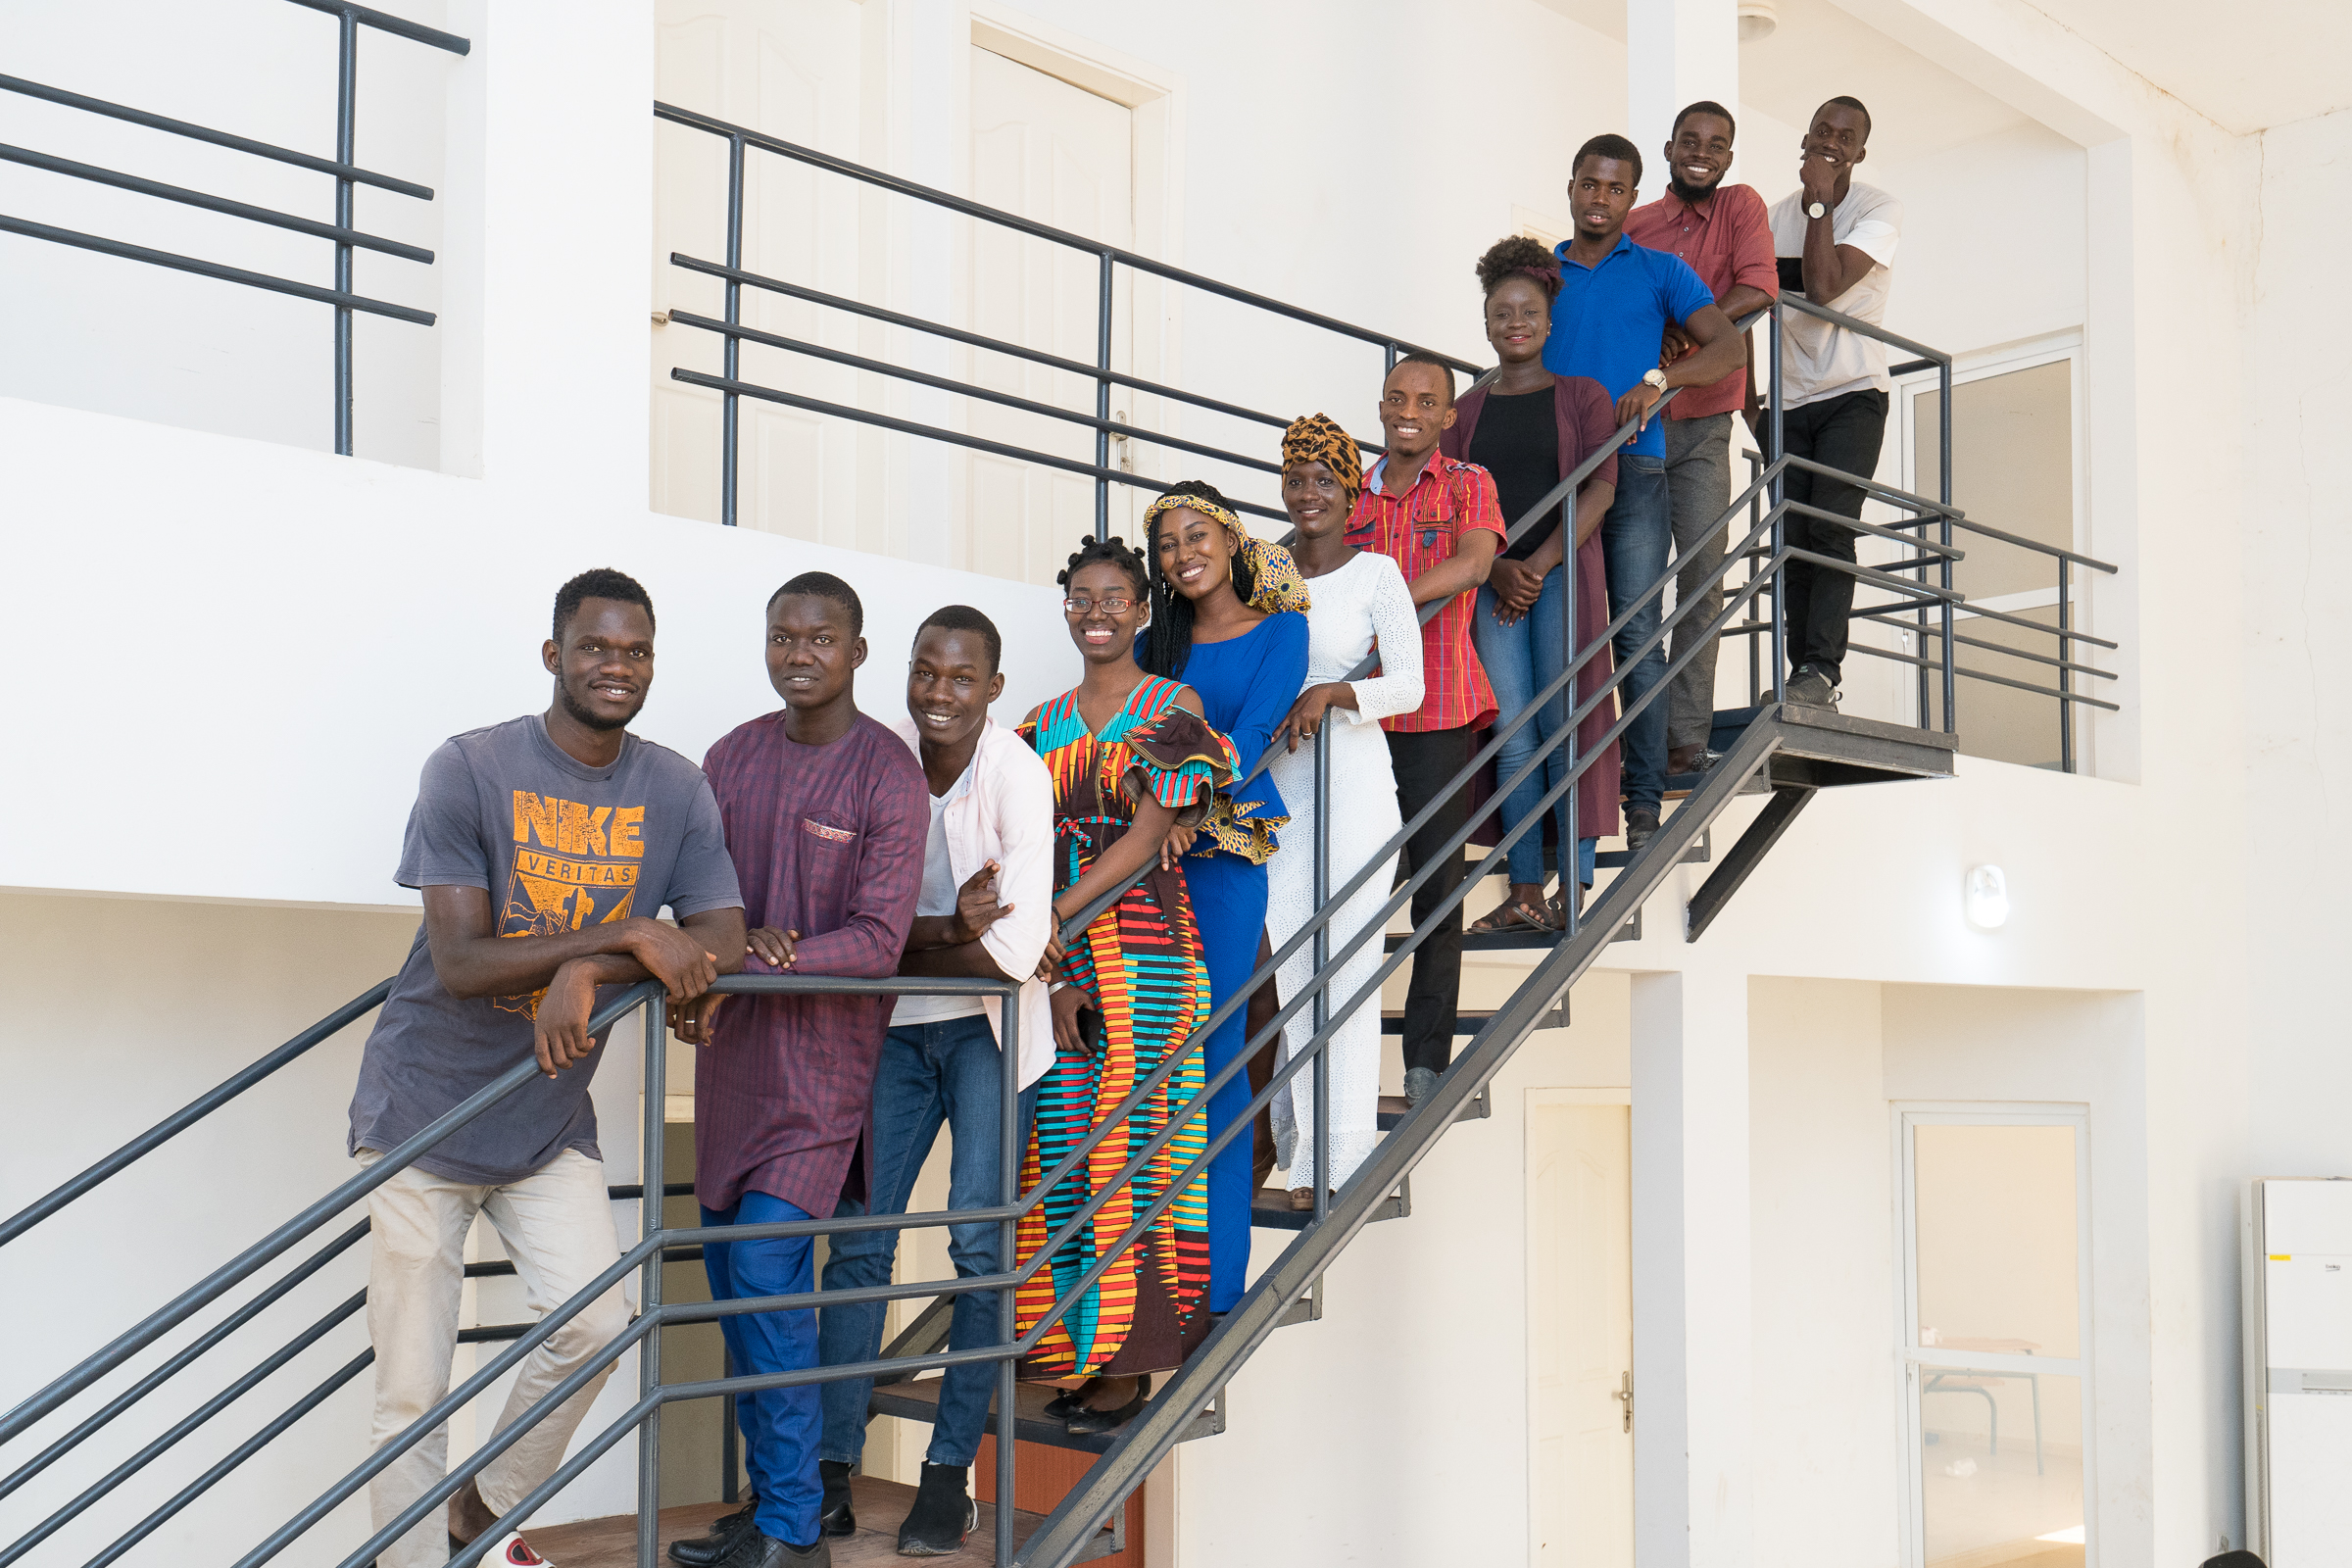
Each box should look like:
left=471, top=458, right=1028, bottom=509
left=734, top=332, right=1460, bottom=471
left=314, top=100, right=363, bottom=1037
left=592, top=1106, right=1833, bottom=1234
left=348, top=569, right=745, bottom=1568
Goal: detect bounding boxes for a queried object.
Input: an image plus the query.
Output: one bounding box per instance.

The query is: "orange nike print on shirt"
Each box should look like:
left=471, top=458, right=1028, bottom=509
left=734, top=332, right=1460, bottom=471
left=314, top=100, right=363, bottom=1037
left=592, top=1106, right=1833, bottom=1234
left=495, top=791, right=647, bottom=1016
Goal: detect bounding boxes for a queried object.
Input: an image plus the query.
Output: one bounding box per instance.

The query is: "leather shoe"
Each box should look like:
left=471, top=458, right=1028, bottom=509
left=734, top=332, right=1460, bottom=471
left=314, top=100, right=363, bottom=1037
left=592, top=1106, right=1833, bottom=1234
left=669, top=1504, right=757, bottom=1567
left=1064, top=1374, right=1151, bottom=1436
left=817, top=1461, right=855, bottom=1539
left=1624, top=808, right=1660, bottom=854
left=719, top=1531, right=828, bottom=1568
left=1288, top=1187, right=1335, bottom=1212
left=1041, top=1378, right=1102, bottom=1421
left=1666, top=744, right=1719, bottom=777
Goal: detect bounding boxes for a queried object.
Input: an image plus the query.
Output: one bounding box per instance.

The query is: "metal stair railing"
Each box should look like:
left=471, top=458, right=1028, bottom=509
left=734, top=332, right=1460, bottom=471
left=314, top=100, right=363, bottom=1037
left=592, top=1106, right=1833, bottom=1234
left=2, top=197, right=2121, bottom=1565
left=0, top=2, right=469, bottom=457
left=651, top=98, right=1480, bottom=530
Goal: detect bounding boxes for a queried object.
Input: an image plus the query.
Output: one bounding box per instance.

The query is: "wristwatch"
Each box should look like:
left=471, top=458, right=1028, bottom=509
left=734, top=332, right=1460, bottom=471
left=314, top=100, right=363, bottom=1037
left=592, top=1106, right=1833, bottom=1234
left=1642, top=368, right=1669, bottom=394
left=1806, top=199, right=1828, bottom=220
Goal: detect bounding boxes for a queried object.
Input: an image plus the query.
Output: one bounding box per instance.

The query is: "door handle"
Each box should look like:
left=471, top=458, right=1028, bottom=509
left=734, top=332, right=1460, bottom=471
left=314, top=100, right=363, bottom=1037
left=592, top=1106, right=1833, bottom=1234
left=1614, top=1370, right=1634, bottom=1434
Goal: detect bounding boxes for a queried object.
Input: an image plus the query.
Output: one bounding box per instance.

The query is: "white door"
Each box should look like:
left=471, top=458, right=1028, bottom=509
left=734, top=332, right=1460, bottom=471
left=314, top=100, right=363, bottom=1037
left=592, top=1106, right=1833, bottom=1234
left=965, top=46, right=1134, bottom=586
left=652, top=0, right=867, bottom=547
left=1528, top=1101, right=1636, bottom=1565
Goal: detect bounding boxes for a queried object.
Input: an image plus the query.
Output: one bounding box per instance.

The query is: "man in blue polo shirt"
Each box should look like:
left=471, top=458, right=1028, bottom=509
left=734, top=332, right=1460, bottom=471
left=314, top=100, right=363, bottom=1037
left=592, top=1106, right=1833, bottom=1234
left=1544, top=132, right=1745, bottom=852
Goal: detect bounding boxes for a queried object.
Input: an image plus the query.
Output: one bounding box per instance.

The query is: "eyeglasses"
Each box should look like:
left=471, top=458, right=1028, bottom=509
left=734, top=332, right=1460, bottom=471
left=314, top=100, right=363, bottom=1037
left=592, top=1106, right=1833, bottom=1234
left=1062, top=596, right=1137, bottom=615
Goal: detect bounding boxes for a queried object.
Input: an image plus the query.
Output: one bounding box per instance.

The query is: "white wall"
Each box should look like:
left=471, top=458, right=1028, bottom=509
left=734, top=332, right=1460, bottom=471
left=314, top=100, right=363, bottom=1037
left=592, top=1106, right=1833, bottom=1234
left=1749, top=977, right=1901, bottom=1568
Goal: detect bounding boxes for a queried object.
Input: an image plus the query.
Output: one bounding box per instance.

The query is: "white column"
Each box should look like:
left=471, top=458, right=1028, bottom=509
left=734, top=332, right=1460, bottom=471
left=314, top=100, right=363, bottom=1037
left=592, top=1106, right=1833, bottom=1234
left=438, top=0, right=654, bottom=504
left=1625, top=0, right=1740, bottom=174
left=1630, top=966, right=1753, bottom=1568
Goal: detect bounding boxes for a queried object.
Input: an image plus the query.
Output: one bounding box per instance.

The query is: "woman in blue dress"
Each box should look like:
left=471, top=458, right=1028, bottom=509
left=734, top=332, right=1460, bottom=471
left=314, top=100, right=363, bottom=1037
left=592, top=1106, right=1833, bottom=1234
left=1136, top=479, right=1311, bottom=1315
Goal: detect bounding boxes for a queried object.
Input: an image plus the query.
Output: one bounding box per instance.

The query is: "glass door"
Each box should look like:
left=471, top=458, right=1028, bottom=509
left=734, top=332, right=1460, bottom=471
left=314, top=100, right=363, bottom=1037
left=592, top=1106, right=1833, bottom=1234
left=1897, top=1109, right=2092, bottom=1568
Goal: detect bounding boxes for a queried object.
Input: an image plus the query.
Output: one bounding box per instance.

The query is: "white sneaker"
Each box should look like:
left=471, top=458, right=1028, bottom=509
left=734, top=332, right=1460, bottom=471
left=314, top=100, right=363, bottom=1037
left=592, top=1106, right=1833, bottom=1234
left=476, top=1533, right=552, bottom=1566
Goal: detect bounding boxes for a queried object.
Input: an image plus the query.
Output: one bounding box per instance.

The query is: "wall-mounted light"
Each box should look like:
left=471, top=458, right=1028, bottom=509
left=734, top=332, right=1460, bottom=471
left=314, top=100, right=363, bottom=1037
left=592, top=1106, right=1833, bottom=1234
left=1965, top=865, right=2010, bottom=931
left=1739, top=0, right=1779, bottom=42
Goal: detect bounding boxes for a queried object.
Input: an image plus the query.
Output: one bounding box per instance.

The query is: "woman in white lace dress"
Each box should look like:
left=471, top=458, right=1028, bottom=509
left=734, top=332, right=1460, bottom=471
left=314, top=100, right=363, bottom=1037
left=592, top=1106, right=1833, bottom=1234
left=1263, top=414, right=1426, bottom=1207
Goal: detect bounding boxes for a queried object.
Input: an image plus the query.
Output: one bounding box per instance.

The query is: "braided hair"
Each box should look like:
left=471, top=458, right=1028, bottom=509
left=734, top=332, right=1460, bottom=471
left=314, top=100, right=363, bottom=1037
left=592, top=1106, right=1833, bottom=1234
left=1139, top=479, right=1257, bottom=681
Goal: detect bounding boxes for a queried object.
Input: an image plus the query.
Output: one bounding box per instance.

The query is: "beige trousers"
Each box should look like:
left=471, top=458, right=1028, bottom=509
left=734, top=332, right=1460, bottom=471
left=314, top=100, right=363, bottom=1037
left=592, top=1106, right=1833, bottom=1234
left=359, top=1148, right=630, bottom=1568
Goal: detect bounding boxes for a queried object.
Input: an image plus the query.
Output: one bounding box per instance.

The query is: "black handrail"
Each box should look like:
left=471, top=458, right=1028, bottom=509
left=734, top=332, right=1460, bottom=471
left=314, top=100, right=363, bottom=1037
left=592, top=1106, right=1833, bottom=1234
left=654, top=98, right=1471, bottom=530
left=0, top=2, right=466, bottom=456
left=0, top=979, right=393, bottom=1249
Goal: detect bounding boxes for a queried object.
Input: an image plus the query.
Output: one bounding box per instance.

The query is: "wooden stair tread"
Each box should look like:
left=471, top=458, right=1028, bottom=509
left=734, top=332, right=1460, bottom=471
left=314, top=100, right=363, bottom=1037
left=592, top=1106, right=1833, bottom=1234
left=520, top=1475, right=1112, bottom=1566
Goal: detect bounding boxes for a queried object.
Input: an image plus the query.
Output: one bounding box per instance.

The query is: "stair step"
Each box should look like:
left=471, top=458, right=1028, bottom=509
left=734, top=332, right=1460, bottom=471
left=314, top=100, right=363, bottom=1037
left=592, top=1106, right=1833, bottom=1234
left=1375, top=1084, right=1492, bottom=1131
left=1250, top=1181, right=1406, bottom=1232
left=1393, top=916, right=1637, bottom=953
left=518, top=1475, right=1118, bottom=1565
left=868, top=1370, right=1220, bottom=1455
left=1378, top=1008, right=1497, bottom=1035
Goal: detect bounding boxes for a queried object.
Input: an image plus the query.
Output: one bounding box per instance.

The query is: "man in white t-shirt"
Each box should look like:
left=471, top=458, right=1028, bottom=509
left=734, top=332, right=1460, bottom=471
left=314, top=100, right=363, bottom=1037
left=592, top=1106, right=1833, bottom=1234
left=1760, top=95, right=1902, bottom=708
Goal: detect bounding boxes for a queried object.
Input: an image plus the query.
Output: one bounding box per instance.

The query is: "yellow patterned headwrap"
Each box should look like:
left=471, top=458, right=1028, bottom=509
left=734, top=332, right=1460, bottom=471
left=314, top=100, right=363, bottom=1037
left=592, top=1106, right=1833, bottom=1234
left=1280, top=412, right=1364, bottom=504
left=1141, top=490, right=1311, bottom=614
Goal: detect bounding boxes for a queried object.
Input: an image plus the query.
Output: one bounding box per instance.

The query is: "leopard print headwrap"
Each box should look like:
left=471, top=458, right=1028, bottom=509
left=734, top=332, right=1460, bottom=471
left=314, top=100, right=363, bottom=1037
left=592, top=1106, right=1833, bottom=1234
left=1280, top=412, right=1364, bottom=504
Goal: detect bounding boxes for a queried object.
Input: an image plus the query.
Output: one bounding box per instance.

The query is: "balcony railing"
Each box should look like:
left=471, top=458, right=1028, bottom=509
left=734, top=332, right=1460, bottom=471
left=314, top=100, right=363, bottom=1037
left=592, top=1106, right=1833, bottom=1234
left=0, top=1, right=467, bottom=457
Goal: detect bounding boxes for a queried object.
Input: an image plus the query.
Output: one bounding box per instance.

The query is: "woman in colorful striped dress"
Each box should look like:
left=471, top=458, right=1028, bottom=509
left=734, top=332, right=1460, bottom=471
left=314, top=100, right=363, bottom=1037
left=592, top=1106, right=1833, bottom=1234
left=1014, top=535, right=1238, bottom=1436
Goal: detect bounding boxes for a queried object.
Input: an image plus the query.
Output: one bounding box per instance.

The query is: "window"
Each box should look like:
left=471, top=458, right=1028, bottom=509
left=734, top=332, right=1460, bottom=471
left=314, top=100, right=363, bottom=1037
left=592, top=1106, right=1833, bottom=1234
left=1896, top=1107, right=2092, bottom=1567
left=1896, top=341, right=2087, bottom=769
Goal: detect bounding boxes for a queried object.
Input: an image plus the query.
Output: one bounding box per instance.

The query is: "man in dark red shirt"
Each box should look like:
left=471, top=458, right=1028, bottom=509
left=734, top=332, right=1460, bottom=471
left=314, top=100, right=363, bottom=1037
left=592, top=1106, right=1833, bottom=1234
left=680, top=570, right=928, bottom=1568
left=1626, top=100, right=1780, bottom=776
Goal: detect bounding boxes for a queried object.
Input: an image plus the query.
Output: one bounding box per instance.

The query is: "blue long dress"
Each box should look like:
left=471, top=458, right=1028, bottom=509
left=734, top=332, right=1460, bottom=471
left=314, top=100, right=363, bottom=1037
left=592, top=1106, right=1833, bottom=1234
left=1158, top=612, right=1310, bottom=1312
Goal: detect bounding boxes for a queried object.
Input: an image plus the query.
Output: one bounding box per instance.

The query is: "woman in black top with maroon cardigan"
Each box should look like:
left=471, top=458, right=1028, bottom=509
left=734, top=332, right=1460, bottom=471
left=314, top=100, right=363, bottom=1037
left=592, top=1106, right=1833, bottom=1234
left=1444, top=236, right=1623, bottom=931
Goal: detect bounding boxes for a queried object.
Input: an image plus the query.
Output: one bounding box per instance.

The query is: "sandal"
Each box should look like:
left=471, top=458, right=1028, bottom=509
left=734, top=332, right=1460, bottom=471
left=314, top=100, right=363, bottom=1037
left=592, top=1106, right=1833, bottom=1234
left=1471, top=897, right=1556, bottom=934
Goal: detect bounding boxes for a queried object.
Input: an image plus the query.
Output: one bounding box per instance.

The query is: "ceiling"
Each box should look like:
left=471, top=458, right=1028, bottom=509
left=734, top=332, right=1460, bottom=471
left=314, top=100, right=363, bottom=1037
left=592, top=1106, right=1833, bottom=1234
left=2011, top=0, right=2352, bottom=134
left=1742, top=0, right=2031, bottom=159
left=1531, top=0, right=2352, bottom=138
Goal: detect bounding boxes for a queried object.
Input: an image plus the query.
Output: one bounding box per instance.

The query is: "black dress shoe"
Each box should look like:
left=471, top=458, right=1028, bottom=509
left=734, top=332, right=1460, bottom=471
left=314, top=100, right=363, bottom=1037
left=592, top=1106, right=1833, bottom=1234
left=1041, top=1378, right=1102, bottom=1421
left=897, top=1463, right=977, bottom=1556
left=1624, top=808, right=1661, bottom=854
left=669, top=1503, right=758, bottom=1567
left=719, top=1531, right=829, bottom=1568
left=1064, top=1375, right=1151, bottom=1436
left=817, top=1461, right=856, bottom=1538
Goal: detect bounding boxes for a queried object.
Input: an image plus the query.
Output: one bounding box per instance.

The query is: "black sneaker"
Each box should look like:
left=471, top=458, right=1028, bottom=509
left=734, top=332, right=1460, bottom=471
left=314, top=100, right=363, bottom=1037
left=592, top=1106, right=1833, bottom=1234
left=669, top=1503, right=758, bottom=1567
left=1785, top=664, right=1839, bottom=707
left=897, top=1463, right=977, bottom=1556
left=818, top=1461, right=856, bottom=1539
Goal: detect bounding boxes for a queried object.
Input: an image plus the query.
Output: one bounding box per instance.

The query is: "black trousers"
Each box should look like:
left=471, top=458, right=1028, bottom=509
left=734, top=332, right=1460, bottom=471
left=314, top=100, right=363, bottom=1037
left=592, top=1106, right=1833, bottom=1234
left=1771, top=387, right=1888, bottom=684
left=1386, top=725, right=1473, bottom=1077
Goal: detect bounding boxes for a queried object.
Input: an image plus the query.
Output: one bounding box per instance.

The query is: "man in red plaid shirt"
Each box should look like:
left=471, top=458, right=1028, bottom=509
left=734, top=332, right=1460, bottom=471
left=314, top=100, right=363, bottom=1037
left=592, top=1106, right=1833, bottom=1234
left=1344, top=354, right=1502, bottom=1108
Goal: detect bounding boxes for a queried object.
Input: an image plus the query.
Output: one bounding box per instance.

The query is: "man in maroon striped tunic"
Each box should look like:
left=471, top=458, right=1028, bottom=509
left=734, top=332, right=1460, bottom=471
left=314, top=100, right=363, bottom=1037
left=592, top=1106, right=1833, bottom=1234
left=671, top=571, right=927, bottom=1568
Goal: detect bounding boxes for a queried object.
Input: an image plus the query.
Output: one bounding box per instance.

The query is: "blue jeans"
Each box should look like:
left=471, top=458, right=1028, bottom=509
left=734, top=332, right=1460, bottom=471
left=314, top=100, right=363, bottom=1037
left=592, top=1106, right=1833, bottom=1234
left=702, top=1192, right=819, bottom=1548
left=816, top=1015, right=1036, bottom=1470
left=1599, top=453, right=1670, bottom=812
left=1474, top=569, right=1598, bottom=888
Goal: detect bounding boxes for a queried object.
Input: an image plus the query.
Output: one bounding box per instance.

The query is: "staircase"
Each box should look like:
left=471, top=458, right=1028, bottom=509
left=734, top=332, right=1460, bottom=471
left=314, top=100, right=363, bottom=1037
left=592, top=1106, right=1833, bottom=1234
left=0, top=104, right=2105, bottom=1568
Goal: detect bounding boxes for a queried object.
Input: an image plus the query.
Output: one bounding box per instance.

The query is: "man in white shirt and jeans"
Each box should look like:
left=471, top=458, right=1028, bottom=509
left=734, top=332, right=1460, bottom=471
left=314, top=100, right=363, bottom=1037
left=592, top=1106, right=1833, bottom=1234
left=664, top=606, right=1053, bottom=1567
left=1760, top=94, right=1902, bottom=708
